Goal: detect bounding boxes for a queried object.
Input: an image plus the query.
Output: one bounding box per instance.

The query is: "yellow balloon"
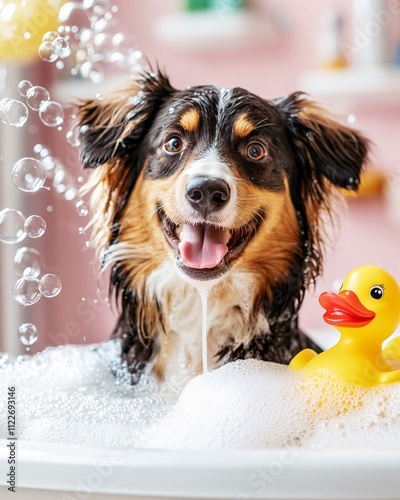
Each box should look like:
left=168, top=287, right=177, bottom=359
left=0, top=0, right=63, bottom=63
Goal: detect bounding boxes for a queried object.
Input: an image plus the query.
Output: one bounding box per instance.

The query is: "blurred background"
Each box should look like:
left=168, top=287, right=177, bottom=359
left=0, top=0, right=399, bottom=356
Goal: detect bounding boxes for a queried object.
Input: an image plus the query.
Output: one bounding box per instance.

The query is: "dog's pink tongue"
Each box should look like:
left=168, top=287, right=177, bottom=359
left=179, top=223, right=228, bottom=269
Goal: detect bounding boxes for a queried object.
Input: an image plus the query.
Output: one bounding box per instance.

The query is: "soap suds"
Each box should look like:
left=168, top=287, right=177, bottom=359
left=1, top=342, right=400, bottom=449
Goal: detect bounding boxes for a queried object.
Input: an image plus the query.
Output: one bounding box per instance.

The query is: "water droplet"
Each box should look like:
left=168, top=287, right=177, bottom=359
left=0, top=209, right=26, bottom=244
left=0, top=99, right=28, bottom=127
left=12, top=277, right=41, bottom=305
left=18, top=323, right=39, bottom=346
left=47, top=205, right=54, bottom=212
left=347, top=114, right=356, bottom=125
left=42, top=31, right=59, bottom=43
left=39, top=101, right=64, bottom=127
left=56, top=61, right=65, bottom=70
left=52, top=37, right=71, bottom=59
left=12, top=157, right=46, bottom=192
left=39, top=41, right=58, bottom=62
left=39, top=273, right=62, bottom=298
left=76, top=200, right=89, bottom=216
left=26, top=86, right=50, bottom=111
left=24, top=215, right=46, bottom=238
left=18, top=80, right=32, bottom=97
left=14, top=247, right=42, bottom=278
left=169, top=107, right=175, bottom=114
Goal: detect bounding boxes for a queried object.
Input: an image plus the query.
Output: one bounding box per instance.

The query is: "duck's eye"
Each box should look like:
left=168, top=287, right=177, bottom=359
left=164, top=136, right=183, bottom=154
left=370, top=286, right=384, bottom=300
left=246, top=141, right=266, bottom=161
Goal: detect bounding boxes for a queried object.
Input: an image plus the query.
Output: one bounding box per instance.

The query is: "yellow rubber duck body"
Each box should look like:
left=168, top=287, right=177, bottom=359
left=290, top=266, right=400, bottom=386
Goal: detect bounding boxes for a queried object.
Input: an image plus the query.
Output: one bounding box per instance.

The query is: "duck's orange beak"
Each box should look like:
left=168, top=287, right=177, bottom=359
left=319, top=290, right=376, bottom=327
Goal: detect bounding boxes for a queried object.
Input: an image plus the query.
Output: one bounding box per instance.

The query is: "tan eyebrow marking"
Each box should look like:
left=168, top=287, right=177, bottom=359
left=179, top=108, right=200, bottom=132
left=233, top=114, right=255, bottom=138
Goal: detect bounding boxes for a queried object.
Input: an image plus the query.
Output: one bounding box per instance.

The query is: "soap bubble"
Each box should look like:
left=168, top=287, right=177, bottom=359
left=39, top=41, right=58, bottom=62
left=39, top=274, right=62, bottom=298
left=26, top=86, right=50, bottom=111
left=24, top=215, right=46, bottom=238
left=80, top=61, right=104, bottom=84
left=76, top=200, right=89, bottom=216
left=0, top=99, right=29, bottom=127
left=18, top=80, right=33, bottom=97
left=12, top=157, right=46, bottom=192
left=12, top=277, right=41, bottom=306
left=347, top=114, right=356, bottom=124
left=65, top=186, right=78, bottom=201
left=18, top=323, right=38, bottom=346
left=0, top=209, right=26, bottom=244
left=66, top=128, right=81, bottom=147
left=39, top=101, right=64, bottom=127
left=83, top=0, right=110, bottom=19
left=42, top=31, right=59, bottom=43
left=14, top=247, right=42, bottom=278
left=58, top=2, right=84, bottom=23
left=52, top=37, right=71, bottom=58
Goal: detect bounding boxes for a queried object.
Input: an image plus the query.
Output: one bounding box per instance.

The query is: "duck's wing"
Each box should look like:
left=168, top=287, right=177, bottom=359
left=289, top=348, right=318, bottom=370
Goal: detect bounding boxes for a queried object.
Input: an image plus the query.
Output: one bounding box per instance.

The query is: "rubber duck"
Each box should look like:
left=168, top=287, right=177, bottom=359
left=290, top=265, right=400, bottom=386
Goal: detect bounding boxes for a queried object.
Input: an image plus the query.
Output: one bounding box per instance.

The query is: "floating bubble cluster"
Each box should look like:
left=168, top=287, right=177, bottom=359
left=38, top=1, right=142, bottom=83
left=15, top=81, right=65, bottom=128
left=0, top=98, right=29, bottom=127
left=0, top=209, right=47, bottom=244
left=11, top=273, right=62, bottom=306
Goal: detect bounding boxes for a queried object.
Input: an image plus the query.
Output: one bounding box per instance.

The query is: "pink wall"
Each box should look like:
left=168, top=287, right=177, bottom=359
left=3, top=0, right=399, bottom=354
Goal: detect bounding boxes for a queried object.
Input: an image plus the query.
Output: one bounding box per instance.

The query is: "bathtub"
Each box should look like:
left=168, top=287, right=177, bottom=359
left=1, top=439, right=400, bottom=500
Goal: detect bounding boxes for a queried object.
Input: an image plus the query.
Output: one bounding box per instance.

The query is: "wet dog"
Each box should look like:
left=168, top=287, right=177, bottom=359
left=77, top=71, right=368, bottom=384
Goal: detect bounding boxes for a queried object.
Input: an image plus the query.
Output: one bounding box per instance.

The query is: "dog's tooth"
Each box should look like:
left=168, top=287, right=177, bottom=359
left=175, top=225, right=182, bottom=238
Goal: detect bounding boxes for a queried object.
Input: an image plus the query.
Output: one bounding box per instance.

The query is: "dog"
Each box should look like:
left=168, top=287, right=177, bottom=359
left=76, top=70, right=369, bottom=385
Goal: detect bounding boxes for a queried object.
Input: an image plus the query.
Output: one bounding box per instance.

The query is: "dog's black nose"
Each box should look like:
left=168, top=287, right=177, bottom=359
left=185, top=177, right=231, bottom=216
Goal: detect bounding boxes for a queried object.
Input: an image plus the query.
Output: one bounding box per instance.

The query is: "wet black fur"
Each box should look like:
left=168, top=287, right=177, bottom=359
left=78, top=71, right=369, bottom=382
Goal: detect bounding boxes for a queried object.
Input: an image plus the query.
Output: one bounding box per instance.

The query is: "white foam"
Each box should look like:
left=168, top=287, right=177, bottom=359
left=0, top=342, right=176, bottom=448
left=1, top=343, right=400, bottom=450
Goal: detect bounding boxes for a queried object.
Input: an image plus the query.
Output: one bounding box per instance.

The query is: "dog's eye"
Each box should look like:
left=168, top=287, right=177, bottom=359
left=164, top=136, right=183, bottom=154
left=246, top=142, right=266, bottom=161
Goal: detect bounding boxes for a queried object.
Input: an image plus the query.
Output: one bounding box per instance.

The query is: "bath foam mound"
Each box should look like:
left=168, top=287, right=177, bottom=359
left=0, top=342, right=177, bottom=448
left=1, top=342, right=400, bottom=449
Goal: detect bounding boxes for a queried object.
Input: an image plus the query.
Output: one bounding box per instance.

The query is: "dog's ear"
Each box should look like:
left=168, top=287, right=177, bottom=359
left=274, top=92, right=369, bottom=195
left=76, top=71, right=176, bottom=168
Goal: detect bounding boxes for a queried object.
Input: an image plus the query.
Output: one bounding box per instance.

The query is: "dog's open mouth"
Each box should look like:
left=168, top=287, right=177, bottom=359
left=160, top=210, right=261, bottom=281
